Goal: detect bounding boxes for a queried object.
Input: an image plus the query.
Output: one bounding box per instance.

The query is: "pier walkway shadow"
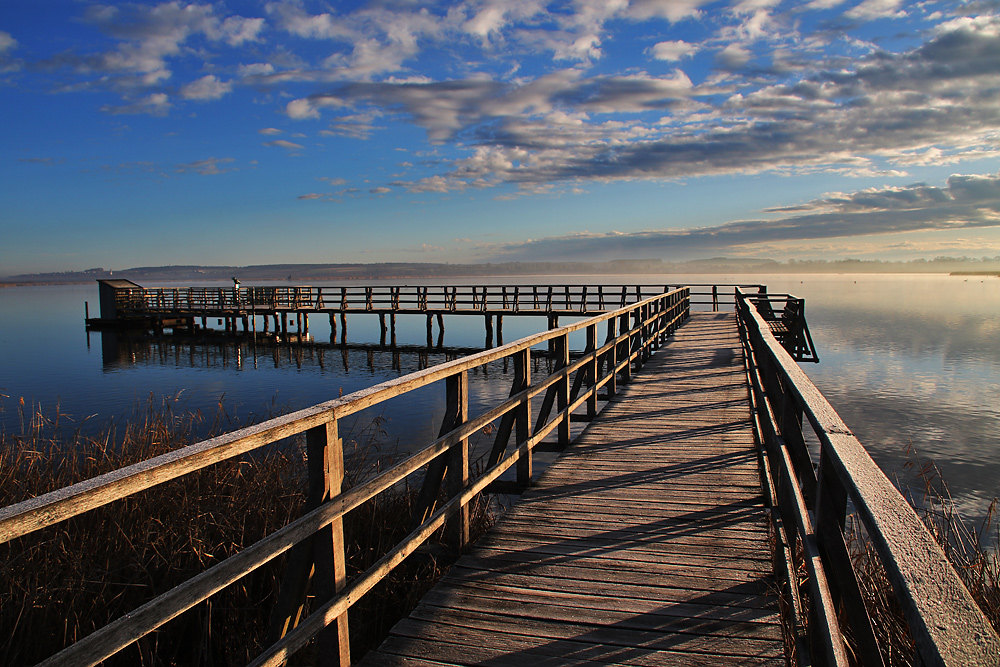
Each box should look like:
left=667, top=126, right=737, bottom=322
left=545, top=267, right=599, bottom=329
left=358, top=313, right=784, bottom=666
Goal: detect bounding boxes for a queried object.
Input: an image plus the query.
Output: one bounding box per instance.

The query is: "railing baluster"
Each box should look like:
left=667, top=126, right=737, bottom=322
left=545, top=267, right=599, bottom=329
left=444, top=372, right=469, bottom=552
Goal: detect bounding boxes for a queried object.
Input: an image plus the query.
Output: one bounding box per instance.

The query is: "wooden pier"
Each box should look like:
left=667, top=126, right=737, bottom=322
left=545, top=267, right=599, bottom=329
left=361, top=313, right=784, bottom=666
left=88, top=281, right=818, bottom=361
left=4, top=285, right=996, bottom=666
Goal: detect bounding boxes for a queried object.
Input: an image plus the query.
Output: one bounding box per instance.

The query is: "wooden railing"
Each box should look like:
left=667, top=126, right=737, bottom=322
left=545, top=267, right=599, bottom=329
left=1, top=288, right=691, bottom=667
left=736, top=288, right=1000, bottom=666
left=113, top=283, right=760, bottom=316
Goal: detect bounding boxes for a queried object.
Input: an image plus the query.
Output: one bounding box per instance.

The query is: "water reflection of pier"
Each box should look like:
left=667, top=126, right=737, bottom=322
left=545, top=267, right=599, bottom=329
left=97, top=329, right=559, bottom=377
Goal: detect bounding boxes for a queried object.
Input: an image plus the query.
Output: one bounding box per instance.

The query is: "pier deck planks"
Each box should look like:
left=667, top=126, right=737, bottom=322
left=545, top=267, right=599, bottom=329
left=359, top=313, right=783, bottom=666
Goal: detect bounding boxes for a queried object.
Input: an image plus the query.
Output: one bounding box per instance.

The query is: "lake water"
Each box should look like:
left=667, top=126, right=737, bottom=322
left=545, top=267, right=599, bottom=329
left=1, top=274, right=997, bottom=527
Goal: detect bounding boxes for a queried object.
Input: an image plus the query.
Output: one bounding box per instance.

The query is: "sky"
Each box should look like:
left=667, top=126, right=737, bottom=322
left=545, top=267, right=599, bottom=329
left=2, top=0, right=1000, bottom=275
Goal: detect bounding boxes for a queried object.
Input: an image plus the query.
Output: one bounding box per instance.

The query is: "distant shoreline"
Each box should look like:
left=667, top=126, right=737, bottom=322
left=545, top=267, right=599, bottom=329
left=4, top=258, right=1000, bottom=286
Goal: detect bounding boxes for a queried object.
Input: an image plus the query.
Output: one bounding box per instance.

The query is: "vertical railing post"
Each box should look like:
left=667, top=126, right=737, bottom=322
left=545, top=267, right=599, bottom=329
left=556, top=332, right=570, bottom=447
left=267, top=420, right=350, bottom=667
left=586, top=324, right=598, bottom=419
left=632, top=308, right=644, bottom=371
left=606, top=318, right=618, bottom=397
left=619, top=312, right=632, bottom=384
left=308, top=421, right=350, bottom=667
left=444, top=372, right=470, bottom=552
left=514, top=349, right=533, bottom=486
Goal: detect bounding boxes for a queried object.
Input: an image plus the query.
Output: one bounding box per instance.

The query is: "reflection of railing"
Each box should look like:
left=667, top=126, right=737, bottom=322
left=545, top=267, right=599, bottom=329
left=112, top=283, right=760, bottom=316
left=736, top=289, right=999, bottom=666
left=2, top=288, right=690, bottom=666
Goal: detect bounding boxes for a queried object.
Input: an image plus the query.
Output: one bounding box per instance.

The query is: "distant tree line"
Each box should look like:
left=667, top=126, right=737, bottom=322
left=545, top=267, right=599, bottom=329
left=4, top=256, right=1000, bottom=284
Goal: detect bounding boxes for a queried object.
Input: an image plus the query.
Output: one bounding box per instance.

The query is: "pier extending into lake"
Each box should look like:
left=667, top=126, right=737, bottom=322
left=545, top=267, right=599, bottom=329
left=5, top=284, right=995, bottom=665
left=89, top=280, right=818, bottom=361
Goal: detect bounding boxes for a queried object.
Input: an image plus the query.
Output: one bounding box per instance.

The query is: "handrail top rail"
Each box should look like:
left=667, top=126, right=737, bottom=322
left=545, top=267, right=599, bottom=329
left=2, top=288, right=689, bottom=544
left=122, top=283, right=763, bottom=290
left=736, top=288, right=1000, bottom=665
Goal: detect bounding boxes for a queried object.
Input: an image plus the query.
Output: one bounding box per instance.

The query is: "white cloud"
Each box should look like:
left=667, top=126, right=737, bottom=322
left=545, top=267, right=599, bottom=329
left=626, top=0, right=712, bottom=22
left=492, top=171, right=1000, bottom=261
left=259, top=127, right=283, bottom=135
left=239, top=62, right=275, bottom=77
left=650, top=40, right=699, bottom=61
left=264, top=139, right=304, bottom=149
left=0, top=31, right=16, bottom=52
left=214, top=16, right=264, bottom=46
left=845, top=0, right=906, bottom=20
left=175, top=157, right=235, bottom=175
left=716, top=43, right=751, bottom=68
left=286, top=96, right=348, bottom=120
left=804, top=0, right=846, bottom=9
left=102, top=92, right=171, bottom=115
left=180, top=74, right=232, bottom=100
left=369, top=186, right=392, bottom=194
left=55, top=3, right=265, bottom=96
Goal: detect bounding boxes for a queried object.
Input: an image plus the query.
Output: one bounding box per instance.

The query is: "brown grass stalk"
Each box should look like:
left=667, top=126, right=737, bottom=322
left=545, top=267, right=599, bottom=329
left=1, top=399, right=497, bottom=666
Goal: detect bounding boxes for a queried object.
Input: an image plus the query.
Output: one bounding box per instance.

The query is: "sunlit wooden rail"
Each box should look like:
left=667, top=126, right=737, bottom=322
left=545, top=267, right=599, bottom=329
left=736, top=288, right=999, bottom=666
left=4, top=285, right=996, bottom=666
left=108, top=283, right=759, bottom=318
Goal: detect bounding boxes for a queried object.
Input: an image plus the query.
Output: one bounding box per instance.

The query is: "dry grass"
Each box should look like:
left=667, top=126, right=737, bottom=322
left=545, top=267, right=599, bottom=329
left=845, top=444, right=999, bottom=666
left=0, top=399, right=497, bottom=666
left=1, top=395, right=306, bottom=666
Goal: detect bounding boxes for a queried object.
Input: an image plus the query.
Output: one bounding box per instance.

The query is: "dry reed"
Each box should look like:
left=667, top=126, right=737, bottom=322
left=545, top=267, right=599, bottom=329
left=1, top=398, right=497, bottom=666
left=844, top=443, right=999, bottom=666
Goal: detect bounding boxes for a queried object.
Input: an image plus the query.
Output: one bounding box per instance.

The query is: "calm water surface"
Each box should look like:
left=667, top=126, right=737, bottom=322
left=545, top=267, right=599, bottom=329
left=1, top=274, right=997, bottom=523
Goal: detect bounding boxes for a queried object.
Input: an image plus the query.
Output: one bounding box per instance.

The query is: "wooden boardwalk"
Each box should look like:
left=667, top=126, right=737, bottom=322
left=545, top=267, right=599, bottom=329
left=361, top=312, right=783, bottom=666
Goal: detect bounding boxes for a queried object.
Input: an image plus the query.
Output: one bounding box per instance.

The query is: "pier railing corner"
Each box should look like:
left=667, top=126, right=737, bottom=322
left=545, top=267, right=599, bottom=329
left=736, top=287, right=999, bottom=667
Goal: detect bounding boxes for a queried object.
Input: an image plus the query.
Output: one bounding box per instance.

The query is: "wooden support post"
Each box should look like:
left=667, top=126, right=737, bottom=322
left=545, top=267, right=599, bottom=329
left=515, top=349, right=533, bottom=486
left=266, top=421, right=350, bottom=667
left=436, top=313, right=444, bottom=333
left=556, top=333, right=570, bottom=447
left=303, top=313, right=309, bottom=335
left=379, top=313, right=387, bottom=346
left=619, top=312, right=632, bottom=384
left=426, top=314, right=434, bottom=347
left=485, top=314, right=494, bottom=348
left=496, top=315, right=503, bottom=346
left=329, top=313, right=337, bottom=342
left=606, top=318, right=618, bottom=398
left=444, top=372, right=470, bottom=552
left=413, top=372, right=469, bottom=546
left=586, top=324, right=598, bottom=419
left=309, top=422, right=350, bottom=667
left=339, top=312, right=347, bottom=344
left=547, top=314, right=559, bottom=356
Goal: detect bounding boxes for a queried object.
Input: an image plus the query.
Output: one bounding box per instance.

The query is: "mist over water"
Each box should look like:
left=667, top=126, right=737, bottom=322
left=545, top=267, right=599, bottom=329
left=1, top=274, right=997, bottom=523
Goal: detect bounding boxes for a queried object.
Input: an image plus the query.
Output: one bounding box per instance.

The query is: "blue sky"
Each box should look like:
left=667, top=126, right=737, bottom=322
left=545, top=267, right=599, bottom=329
left=2, top=0, right=1000, bottom=275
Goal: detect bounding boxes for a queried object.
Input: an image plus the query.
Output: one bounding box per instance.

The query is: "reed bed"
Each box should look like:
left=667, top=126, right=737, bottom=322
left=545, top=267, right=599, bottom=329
left=843, top=444, right=999, bottom=666
left=0, top=397, right=496, bottom=666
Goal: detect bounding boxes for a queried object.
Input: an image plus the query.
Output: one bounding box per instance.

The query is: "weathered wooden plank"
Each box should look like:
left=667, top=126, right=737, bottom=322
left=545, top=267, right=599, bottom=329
left=415, top=587, right=782, bottom=640
left=447, top=558, right=772, bottom=595
left=371, top=625, right=784, bottom=666
left=403, top=605, right=786, bottom=658
left=364, top=313, right=784, bottom=665
left=439, top=567, right=774, bottom=610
